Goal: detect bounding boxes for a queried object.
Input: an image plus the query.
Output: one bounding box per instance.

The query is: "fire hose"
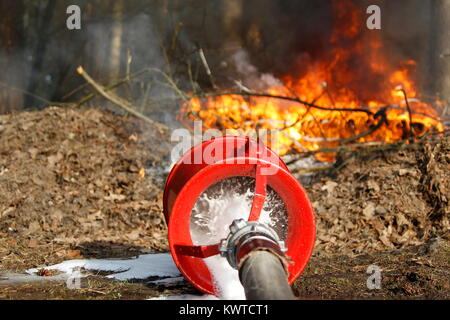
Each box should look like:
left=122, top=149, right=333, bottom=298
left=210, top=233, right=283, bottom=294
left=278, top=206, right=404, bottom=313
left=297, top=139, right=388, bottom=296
left=163, top=136, right=316, bottom=299
left=220, top=219, right=294, bottom=300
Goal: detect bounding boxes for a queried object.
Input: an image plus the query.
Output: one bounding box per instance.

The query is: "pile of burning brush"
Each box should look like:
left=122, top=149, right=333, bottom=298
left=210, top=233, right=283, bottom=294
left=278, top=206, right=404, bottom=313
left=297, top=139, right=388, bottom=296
left=179, top=2, right=447, bottom=163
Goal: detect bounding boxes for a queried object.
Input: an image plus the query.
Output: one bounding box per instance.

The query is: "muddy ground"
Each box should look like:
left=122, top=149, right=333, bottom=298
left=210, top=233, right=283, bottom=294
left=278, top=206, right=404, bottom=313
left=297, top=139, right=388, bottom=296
left=0, top=106, right=448, bottom=300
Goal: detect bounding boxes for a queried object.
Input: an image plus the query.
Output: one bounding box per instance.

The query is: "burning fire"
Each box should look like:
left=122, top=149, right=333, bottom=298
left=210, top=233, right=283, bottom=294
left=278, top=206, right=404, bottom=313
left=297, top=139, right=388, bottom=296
left=180, top=0, right=445, bottom=161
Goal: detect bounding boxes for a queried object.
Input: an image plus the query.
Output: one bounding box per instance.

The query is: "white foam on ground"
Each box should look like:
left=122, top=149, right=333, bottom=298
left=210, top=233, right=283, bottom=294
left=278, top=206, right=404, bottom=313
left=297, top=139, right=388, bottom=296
left=147, top=276, right=185, bottom=285
left=26, top=253, right=181, bottom=281
left=0, top=272, right=68, bottom=284
left=25, top=254, right=218, bottom=300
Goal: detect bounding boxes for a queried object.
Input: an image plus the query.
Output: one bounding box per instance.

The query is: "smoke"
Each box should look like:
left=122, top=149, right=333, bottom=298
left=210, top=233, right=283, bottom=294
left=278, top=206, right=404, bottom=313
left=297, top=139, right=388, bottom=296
left=231, top=49, right=282, bottom=91
left=222, top=1, right=437, bottom=101
left=0, top=1, right=174, bottom=112
left=85, top=13, right=165, bottom=77
left=0, top=0, right=441, bottom=113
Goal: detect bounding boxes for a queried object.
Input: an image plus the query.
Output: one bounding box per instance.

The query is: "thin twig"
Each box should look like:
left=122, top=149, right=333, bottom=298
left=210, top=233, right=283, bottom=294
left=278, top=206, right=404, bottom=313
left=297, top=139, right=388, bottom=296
left=86, top=289, right=107, bottom=295
left=340, top=107, right=388, bottom=145
left=285, top=128, right=449, bottom=166
left=76, top=69, right=151, bottom=107
left=192, top=91, right=375, bottom=115
left=0, top=81, right=53, bottom=105
left=198, top=48, right=217, bottom=89
left=76, top=66, right=167, bottom=133
left=189, top=91, right=444, bottom=122
left=397, top=87, right=415, bottom=138
left=290, top=164, right=334, bottom=174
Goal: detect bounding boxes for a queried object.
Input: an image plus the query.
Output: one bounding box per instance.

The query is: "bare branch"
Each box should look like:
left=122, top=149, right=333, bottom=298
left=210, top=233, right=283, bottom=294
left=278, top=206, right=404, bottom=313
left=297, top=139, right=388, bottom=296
left=76, top=66, right=167, bottom=133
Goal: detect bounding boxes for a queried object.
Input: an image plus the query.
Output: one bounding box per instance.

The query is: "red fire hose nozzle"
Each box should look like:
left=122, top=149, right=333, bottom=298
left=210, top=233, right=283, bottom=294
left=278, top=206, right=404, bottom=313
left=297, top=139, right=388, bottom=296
left=163, top=136, right=316, bottom=296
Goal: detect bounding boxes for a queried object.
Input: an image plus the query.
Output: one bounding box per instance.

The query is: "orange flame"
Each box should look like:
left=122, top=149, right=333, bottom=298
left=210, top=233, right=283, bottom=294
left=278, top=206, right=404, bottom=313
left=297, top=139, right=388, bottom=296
left=180, top=0, right=445, bottom=161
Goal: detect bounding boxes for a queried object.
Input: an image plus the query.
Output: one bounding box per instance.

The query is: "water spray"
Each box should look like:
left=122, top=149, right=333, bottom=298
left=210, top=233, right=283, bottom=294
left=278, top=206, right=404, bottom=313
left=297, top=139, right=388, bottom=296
left=163, top=136, right=316, bottom=299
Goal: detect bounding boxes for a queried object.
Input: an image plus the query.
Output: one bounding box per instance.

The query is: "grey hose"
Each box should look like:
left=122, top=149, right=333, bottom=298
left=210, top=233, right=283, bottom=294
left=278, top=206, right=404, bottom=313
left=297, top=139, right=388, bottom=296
left=239, top=250, right=295, bottom=300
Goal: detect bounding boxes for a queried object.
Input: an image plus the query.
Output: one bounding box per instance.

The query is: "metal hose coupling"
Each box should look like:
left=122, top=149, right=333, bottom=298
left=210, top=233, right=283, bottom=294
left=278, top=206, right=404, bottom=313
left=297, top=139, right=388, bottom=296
left=219, top=219, right=289, bottom=271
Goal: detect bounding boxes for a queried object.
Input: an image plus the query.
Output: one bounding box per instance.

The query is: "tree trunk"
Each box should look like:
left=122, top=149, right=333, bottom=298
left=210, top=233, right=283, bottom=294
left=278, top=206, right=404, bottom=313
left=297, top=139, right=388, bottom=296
left=23, top=0, right=57, bottom=109
left=0, top=0, right=25, bottom=113
left=433, top=0, right=450, bottom=107
left=109, top=0, right=124, bottom=81
left=222, top=0, right=243, bottom=48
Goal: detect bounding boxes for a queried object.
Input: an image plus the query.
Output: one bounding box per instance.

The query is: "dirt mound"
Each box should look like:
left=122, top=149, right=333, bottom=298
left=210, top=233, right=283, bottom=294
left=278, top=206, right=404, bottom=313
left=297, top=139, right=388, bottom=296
left=0, top=107, right=171, bottom=271
left=309, top=134, right=449, bottom=256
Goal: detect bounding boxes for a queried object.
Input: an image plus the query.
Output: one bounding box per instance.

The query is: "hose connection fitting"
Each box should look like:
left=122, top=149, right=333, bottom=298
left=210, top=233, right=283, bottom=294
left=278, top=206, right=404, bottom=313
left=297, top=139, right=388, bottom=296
left=219, top=219, right=288, bottom=270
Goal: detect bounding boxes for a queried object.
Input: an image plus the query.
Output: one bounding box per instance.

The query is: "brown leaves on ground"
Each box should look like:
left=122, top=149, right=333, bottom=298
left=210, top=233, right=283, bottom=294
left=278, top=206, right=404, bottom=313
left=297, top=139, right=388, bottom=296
left=0, top=107, right=171, bottom=271
left=0, top=105, right=448, bottom=282
left=294, top=238, right=450, bottom=299
left=36, top=268, right=60, bottom=277
left=308, top=134, right=449, bottom=256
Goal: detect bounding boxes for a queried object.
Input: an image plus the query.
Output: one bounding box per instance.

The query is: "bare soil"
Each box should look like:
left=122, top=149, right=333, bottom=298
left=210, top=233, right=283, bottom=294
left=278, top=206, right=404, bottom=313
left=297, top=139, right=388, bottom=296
left=0, top=106, right=448, bottom=299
